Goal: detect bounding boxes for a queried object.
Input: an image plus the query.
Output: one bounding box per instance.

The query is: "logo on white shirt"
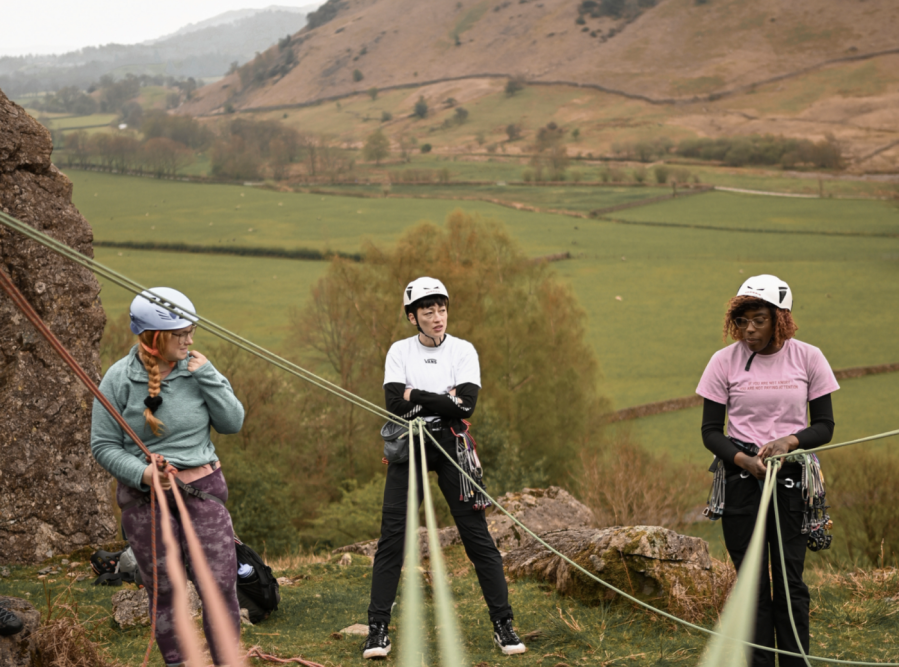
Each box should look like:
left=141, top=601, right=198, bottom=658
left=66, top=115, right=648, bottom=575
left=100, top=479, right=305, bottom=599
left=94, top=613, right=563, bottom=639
left=424, top=358, right=437, bottom=364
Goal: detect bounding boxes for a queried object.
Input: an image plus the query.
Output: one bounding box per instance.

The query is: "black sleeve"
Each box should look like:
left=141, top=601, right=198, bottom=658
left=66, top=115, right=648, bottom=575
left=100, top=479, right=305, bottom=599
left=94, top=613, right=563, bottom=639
left=794, top=393, right=835, bottom=449
left=384, top=382, right=422, bottom=419
left=701, top=398, right=742, bottom=465
left=410, top=382, right=479, bottom=420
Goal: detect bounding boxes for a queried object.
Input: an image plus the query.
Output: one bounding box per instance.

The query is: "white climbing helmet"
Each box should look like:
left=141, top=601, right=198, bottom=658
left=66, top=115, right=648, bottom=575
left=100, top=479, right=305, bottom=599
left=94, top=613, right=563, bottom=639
left=737, top=274, right=793, bottom=311
left=403, top=277, right=449, bottom=311
left=129, top=287, right=198, bottom=335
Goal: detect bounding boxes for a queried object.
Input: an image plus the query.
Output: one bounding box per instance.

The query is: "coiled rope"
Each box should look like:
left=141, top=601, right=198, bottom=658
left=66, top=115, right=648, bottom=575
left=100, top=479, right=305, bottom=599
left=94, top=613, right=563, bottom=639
left=2, top=210, right=897, bottom=665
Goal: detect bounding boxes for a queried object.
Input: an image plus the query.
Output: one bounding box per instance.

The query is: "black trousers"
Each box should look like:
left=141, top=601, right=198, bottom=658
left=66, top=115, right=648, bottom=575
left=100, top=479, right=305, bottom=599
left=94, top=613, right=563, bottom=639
left=721, top=472, right=810, bottom=667
left=367, top=426, right=512, bottom=624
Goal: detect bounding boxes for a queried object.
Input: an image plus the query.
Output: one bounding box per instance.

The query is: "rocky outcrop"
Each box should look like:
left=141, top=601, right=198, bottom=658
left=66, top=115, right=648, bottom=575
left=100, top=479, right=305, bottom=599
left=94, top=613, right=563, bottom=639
left=504, top=526, right=715, bottom=605
left=0, top=596, right=40, bottom=666
left=111, top=582, right=201, bottom=628
left=333, top=486, right=596, bottom=561
left=485, top=486, right=596, bottom=553
left=0, top=88, right=113, bottom=564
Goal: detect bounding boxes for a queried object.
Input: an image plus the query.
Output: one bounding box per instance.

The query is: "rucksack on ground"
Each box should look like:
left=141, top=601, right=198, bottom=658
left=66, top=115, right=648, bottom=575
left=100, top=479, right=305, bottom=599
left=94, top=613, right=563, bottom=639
left=235, top=536, right=280, bottom=623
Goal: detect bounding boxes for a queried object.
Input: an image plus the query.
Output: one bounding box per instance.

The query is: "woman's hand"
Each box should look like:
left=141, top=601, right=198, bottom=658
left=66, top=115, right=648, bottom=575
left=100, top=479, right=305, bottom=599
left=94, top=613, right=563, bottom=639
left=734, top=451, right=768, bottom=480
left=187, top=350, right=208, bottom=372
left=758, top=435, right=799, bottom=462
left=142, top=453, right=176, bottom=490
left=142, top=463, right=172, bottom=490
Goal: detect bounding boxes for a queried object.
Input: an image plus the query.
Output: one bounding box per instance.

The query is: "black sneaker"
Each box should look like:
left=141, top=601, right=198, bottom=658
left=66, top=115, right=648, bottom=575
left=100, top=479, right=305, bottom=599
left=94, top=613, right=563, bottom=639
left=362, top=621, right=391, bottom=659
left=0, top=604, right=23, bottom=637
left=493, top=616, right=526, bottom=655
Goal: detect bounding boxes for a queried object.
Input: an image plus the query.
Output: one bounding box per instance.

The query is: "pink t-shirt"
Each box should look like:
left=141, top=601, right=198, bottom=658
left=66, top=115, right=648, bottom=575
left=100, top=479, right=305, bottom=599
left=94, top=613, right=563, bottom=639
left=696, top=338, right=840, bottom=447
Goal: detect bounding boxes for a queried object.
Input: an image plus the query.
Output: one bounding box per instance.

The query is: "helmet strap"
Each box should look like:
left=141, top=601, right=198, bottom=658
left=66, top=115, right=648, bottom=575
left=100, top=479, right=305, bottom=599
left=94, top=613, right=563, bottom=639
left=412, top=315, right=445, bottom=348
left=140, top=331, right=162, bottom=358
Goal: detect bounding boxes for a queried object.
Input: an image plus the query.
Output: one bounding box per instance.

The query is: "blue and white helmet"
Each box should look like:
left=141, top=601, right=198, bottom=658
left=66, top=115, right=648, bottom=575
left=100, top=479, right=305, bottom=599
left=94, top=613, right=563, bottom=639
left=737, top=274, right=792, bottom=311
left=129, top=287, right=198, bottom=335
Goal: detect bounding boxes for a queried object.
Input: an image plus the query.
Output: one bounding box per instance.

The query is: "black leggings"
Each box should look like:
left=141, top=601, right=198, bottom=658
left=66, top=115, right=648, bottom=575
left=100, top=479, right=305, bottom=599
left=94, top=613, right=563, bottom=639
left=367, top=426, right=512, bottom=624
left=722, top=474, right=810, bottom=667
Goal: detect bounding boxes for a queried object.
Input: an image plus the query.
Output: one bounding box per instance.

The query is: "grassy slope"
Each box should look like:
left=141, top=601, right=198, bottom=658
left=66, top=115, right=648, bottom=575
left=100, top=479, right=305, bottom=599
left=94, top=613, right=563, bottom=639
left=74, top=171, right=899, bottom=420
left=1, top=547, right=897, bottom=666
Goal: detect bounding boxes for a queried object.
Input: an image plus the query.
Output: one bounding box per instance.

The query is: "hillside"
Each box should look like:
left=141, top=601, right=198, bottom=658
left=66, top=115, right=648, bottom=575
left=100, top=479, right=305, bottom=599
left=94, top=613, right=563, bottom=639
left=180, top=0, right=899, bottom=171
left=0, top=6, right=314, bottom=96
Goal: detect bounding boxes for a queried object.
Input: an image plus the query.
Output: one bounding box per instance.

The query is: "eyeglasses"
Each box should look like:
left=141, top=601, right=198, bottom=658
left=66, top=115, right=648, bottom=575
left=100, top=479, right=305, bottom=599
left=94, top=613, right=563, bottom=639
left=734, top=316, right=769, bottom=329
left=170, top=325, right=197, bottom=342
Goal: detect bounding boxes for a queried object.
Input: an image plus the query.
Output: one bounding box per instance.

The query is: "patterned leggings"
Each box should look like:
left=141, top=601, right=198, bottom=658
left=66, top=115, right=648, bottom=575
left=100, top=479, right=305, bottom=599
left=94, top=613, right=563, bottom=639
left=118, top=468, right=240, bottom=666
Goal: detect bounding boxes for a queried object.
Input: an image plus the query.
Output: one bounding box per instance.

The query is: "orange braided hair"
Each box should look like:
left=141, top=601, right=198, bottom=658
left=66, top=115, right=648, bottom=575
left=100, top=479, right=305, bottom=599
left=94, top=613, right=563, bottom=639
left=137, top=330, right=171, bottom=436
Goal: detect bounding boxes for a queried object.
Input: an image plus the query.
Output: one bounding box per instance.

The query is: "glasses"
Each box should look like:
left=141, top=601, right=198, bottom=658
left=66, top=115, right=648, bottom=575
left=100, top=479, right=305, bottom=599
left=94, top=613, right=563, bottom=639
left=734, top=316, right=769, bottom=329
left=170, top=325, right=197, bottom=342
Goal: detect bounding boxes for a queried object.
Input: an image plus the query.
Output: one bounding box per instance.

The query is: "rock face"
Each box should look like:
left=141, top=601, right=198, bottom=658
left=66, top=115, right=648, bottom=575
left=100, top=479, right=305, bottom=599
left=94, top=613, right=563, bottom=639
left=0, top=596, right=40, bottom=666
left=333, top=486, right=596, bottom=561
left=0, top=89, right=113, bottom=564
left=485, top=486, right=596, bottom=552
left=111, top=582, right=202, bottom=628
left=504, top=526, right=715, bottom=605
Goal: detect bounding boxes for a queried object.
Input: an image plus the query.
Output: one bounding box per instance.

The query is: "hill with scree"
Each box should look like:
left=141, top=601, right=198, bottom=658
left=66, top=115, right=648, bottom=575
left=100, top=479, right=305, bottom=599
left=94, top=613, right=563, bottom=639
left=178, top=0, right=899, bottom=169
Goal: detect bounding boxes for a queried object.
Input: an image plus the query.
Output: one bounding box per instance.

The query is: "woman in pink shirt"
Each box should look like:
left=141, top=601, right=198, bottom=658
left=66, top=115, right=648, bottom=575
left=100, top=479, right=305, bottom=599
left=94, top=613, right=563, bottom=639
left=696, top=274, right=839, bottom=667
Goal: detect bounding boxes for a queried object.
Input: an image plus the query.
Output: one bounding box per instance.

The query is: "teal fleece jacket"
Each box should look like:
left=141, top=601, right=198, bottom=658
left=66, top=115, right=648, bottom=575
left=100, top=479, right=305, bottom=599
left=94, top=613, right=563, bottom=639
left=90, top=345, right=245, bottom=491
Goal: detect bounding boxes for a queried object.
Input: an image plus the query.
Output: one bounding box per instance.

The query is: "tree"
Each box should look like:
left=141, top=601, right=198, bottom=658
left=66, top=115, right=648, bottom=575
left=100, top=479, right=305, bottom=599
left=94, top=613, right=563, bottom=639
left=413, top=96, right=428, bottom=119
left=529, top=122, right=569, bottom=180
left=367, top=87, right=379, bottom=100
left=293, top=212, right=608, bottom=483
left=363, top=129, right=390, bottom=165
left=505, top=76, right=525, bottom=97
left=141, top=137, right=194, bottom=177
left=505, top=123, right=522, bottom=142
left=353, top=69, right=364, bottom=82
left=454, top=107, right=469, bottom=124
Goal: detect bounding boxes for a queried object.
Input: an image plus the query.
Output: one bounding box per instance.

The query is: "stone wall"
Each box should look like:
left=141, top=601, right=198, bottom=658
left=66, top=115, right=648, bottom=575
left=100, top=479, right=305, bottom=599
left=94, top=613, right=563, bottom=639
left=0, top=88, right=115, bottom=563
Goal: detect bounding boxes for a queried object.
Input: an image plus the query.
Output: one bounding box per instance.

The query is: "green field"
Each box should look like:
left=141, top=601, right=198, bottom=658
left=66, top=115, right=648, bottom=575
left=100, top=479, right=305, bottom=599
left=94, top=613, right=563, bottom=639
left=72, top=171, right=899, bottom=421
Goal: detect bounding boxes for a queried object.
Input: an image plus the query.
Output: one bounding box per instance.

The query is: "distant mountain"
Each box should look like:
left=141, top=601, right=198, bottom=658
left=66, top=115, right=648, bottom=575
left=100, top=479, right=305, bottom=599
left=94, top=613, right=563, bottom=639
left=0, top=5, right=319, bottom=96
left=144, top=5, right=318, bottom=43
left=184, top=0, right=899, bottom=112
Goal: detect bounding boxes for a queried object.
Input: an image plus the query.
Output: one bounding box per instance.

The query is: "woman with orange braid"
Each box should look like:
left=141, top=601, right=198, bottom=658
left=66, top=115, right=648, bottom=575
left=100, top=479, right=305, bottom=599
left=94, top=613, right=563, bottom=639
left=91, top=288, right=245, bottom=667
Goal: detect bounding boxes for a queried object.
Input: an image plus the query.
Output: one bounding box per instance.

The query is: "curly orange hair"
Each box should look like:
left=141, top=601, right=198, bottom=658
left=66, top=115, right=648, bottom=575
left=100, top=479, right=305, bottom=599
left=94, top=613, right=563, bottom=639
left=722, top=295, right=798, bottom=349
left=137, top=329, right=172, bottom=436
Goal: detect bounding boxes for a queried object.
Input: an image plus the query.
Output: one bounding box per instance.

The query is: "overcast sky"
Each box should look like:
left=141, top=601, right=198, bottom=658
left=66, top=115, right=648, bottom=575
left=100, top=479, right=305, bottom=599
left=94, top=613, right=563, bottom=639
left=2, top=1, right=325, bottom=57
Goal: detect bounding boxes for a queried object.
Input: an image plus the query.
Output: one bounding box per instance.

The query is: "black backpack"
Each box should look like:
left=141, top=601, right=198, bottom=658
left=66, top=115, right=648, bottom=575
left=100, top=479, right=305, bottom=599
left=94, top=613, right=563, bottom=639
left=235, top=536, right=280, bottom=623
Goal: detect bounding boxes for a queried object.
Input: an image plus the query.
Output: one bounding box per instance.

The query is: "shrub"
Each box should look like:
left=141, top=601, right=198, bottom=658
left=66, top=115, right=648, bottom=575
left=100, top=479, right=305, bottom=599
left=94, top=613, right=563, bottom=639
left=571, top=128, right=581, bottom=140
left=454, top=107, right=469, bottom=124
left=367, top=86, right=378, bottom=100
left=505, top=123, right=522, bottom=141
left=522, top=168, right=534, bottom=182
left=653, top=165, right=669, bottom=183
left=420, top=143, right=432, bottom=153
left=505, top=77, right=525, bottom=97
left=577, top=431, right=705, bottom=528
left=413, top=96, right=429, bottom=118
left=632, top=165, right=647, bottom=183
left=380, top=110, right=393, bottom=122
left=828, top=448, right=899, bottom=565
left=352, top=69, right=364, bottom=82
